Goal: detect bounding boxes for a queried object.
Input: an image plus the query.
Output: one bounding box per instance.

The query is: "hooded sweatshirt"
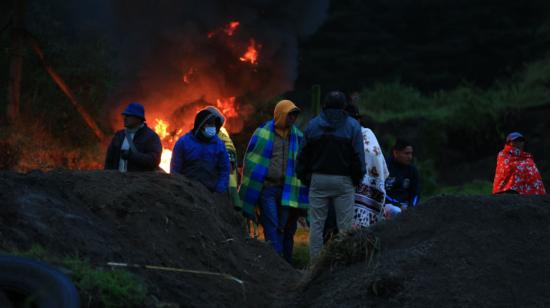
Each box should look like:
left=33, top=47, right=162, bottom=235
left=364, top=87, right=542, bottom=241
left=170, top=108, right=230, bottom=193
left=265, top=100, right=300, bottom=186
left=297, top=108, right=366, bottom=185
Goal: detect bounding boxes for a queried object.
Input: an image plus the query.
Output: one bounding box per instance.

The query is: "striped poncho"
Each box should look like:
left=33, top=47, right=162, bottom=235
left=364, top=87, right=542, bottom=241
left=239, top=120, right=309, bottom=218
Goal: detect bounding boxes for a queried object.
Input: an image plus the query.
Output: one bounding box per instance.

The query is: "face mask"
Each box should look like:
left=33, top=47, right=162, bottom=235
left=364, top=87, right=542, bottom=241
left=203, top=126, right=217, bottom=138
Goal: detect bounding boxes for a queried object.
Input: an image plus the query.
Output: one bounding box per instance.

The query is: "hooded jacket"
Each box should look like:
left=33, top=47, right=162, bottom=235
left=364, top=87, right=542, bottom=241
left=265, top=100, right=300, bottom=185
left=239, top=100, right=308, bottom=219
left=296, top=108, right=366, bottom=186
left=170, top=109, right=230, bottom=193
left=104, top=124, right=162, bottom=172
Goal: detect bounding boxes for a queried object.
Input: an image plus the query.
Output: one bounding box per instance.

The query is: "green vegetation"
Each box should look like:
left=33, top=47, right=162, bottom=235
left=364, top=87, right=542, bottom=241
left=357, top=58, right=550, bottom=122
left=12, top=245, right=147, bottom=308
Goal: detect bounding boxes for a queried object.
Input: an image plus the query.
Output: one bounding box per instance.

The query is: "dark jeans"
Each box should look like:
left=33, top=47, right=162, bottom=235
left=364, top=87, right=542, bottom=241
left=260, top=186, right=300, bottom=264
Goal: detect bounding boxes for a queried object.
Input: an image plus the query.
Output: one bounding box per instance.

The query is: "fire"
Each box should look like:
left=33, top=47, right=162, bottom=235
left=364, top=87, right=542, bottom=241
left=224, top=21, right=240, bottom=36
left=240, top=39, right=259, bottom=65
left=155, top=119, right=170, bottom=139
left=208, top=20, right=240, bottom=38
left=154, top=118, right=183, bottom=173
left=216, top=97, right=238, bottom=118
left=160, top=149, right=172, bottom=173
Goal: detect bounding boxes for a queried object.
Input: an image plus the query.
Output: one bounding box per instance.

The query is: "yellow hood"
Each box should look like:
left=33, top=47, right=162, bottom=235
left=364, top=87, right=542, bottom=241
left=274, top=100, right=299, bottom=138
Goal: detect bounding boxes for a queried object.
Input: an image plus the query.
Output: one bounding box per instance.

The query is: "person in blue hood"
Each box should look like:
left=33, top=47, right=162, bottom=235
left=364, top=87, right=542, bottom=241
left=297, top=91, right=366, bottom=260
left=170, top=107, right=230, bottom=193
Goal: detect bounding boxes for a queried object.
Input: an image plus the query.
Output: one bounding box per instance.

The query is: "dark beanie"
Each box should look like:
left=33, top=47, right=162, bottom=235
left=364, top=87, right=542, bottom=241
left=323, top=91, right=347, bottom=109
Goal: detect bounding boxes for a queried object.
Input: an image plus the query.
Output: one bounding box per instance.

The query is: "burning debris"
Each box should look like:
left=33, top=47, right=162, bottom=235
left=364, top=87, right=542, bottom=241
left=239, top=39, right=260, bottom=65
left=97, top=0, right=330, bottom=172
left=104, top=0, right=329, bottom=159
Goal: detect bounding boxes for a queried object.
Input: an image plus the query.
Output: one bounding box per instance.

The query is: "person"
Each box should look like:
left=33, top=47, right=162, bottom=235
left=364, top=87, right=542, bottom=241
left=296, top=91, right=366, bottom=260
left=384, top=139, right=420, bottom=217
left=492, top=132, right=546, bottom=195
left=170, top=107, right=230, bottom=193
left=105, top=102, right=162, bottom=172
left=346, top=103, right=389, bottom=227
left=205, top=106, right=243, bottom=209
left=323, top=103, right=389, bottom=240
left=239, top=100, right=308, bottom=264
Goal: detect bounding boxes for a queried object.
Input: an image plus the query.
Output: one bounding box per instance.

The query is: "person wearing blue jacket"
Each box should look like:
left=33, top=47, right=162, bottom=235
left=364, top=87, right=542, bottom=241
left=297, top=91, right=366, bottom=260
left=170, top=107, right=230, bottom=193
left=384, top=139, right=420, bottom=217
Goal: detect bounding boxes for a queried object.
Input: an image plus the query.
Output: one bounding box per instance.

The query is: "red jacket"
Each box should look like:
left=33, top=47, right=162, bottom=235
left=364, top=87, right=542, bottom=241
left=493, top=145, right=546, bottom=195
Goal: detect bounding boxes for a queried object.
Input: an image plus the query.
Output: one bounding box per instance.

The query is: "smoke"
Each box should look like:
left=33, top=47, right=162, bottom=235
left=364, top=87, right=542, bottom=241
left=104, top=0, right=330, bottom=131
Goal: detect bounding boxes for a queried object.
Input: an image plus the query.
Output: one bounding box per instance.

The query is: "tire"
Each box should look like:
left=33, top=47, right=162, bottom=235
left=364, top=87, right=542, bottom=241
left=0, top=255, right=80, bottom=308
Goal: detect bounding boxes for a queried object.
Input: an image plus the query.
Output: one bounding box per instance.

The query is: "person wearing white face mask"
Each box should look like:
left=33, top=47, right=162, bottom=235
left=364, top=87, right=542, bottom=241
left=170, top=107, right=230, bottom=193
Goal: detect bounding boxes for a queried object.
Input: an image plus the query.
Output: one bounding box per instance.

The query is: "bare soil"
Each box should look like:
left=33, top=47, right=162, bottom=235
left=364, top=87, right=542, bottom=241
left=2, top=171, right=549, bottom=307
left=293, top=194, right=550, bottom=308
left=0, top=170, right=298, bottom=307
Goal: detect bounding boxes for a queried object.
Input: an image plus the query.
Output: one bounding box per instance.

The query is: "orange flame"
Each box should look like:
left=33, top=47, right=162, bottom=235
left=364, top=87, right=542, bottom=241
left=216, top=97, right=238, bottom=118
left=155, top=119, right=170, bottom=139
left=240, top=39, right=259, bottom=65
left=208, top=20, right=240, bottom=39
left=224, top=21, right=240, bottom=36
left=154, top=118, right=186, bottom=173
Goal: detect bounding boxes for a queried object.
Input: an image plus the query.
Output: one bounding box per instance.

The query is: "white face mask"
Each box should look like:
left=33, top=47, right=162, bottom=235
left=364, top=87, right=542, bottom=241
left=203, top=126, right=217, bottom=138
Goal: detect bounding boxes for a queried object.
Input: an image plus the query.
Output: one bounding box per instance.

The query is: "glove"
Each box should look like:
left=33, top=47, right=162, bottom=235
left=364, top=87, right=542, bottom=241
left=120, top=149, right=131, bottom=160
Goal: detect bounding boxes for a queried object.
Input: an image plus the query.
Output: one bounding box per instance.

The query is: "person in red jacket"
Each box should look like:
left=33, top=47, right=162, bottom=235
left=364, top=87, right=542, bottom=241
left=492, top=132, right=546, bottom=195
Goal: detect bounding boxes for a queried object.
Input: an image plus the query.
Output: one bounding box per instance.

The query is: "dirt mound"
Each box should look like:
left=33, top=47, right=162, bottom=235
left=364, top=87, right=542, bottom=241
left=0, top=170, right=298, bottom=307
left=296, top=194, right=550, bottom=308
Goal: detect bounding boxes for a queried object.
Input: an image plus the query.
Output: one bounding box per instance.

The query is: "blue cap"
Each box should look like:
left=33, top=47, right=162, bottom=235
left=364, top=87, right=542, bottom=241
left=506, top=132, right=524, bottom=143
left=122, top=102, right=145, bottom=120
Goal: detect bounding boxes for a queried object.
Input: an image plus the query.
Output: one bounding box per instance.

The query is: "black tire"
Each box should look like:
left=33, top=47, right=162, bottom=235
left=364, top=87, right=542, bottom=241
left=0, top=255, right=80, bottom=308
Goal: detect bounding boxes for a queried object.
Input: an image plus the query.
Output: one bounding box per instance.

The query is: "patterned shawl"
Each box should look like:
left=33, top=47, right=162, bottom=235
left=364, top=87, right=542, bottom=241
left=239, top=120, right=309, bottom=218
left=355, top=127, right=390, bottom=211
left=493, top=145, right=546, bottom=195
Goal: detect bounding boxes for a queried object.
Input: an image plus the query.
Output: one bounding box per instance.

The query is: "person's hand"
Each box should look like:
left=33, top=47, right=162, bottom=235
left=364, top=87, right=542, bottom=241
left=120, top=150, right=131, bottom=160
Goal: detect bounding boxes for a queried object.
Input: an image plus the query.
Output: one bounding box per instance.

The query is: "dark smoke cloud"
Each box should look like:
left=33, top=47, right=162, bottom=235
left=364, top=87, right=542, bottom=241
left=104, top=0, right=330, bottom=128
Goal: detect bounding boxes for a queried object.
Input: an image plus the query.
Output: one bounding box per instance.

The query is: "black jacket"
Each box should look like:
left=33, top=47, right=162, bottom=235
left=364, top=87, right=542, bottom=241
left=104, top=125, right=162, bottom=172
left=296, top=109, right=366, bottom=186
left=385, top=157, right=420, bottom=206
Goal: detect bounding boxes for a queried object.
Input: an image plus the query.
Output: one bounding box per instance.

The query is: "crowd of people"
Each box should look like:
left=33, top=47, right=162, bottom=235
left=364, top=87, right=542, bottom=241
left=105, top=92, right=546, bottom=264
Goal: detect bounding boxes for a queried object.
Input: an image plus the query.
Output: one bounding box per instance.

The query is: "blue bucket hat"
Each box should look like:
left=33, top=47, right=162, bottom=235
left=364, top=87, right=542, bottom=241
left=122, top=102, right=145, bottom=120
left=506, top=132, right=524, bottom=143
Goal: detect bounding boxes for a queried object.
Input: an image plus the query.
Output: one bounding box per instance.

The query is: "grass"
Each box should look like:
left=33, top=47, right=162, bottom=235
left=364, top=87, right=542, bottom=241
left=10, top=244, right=147, bottom=308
